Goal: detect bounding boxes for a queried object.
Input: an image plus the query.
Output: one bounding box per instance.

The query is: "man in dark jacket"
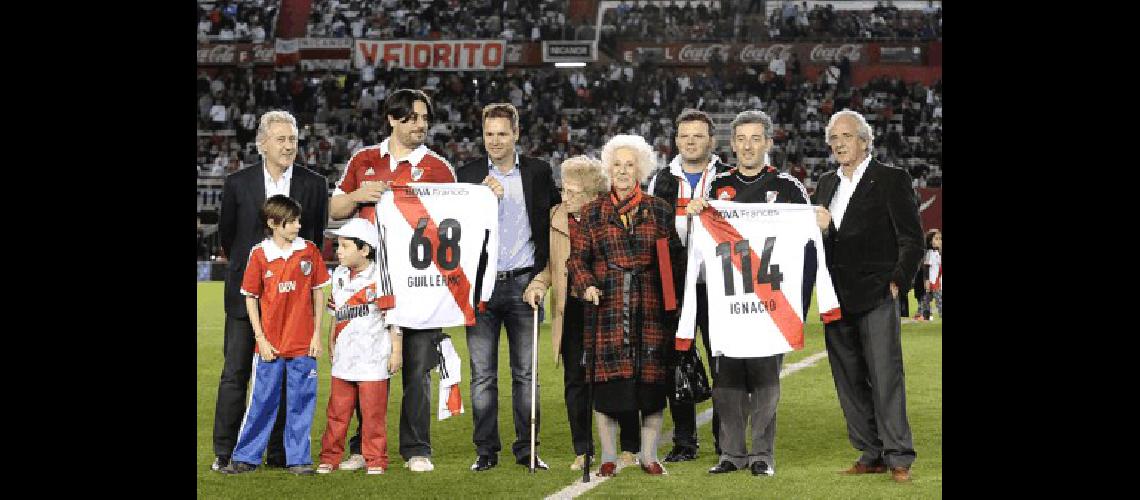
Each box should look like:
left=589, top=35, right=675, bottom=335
left=457, top=103, right=560, bottom=472
left=212, top=110, right=329, bottom=472
left=812, top=109, right=922, bottom=484
left=646, top=109, right=732, bottom=462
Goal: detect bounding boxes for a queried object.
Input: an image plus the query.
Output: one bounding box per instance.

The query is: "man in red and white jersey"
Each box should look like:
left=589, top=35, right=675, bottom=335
left=328, top=89, right=455, bottom=474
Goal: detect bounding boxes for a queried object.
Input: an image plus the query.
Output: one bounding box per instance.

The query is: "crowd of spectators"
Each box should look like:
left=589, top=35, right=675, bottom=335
left=599, top=0, right=942, bottom=43
left=201, top=1, right=942, bottom=45
left=197, top=59, right=942, bottom=191
left=197, top=0, right=279, bottom=43
left=304, top=0, right=574, bottom=41
left=766, top=0, right=942, bottom=41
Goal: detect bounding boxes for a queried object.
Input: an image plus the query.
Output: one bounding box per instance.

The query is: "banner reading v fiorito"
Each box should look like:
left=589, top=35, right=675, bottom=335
left=354, top=39, right=506, bottom=71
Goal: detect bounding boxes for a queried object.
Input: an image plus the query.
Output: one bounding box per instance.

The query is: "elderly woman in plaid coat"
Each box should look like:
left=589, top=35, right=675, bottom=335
left=567, top=135, right=682, bottom=477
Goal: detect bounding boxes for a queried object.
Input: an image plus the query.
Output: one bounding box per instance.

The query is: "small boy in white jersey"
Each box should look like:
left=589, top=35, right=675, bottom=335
left=316, top=218, right=402, bottom=475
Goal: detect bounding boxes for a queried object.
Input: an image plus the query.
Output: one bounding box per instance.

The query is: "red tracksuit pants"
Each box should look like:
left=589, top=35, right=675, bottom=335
left=319, top=377, right=390, bottom=469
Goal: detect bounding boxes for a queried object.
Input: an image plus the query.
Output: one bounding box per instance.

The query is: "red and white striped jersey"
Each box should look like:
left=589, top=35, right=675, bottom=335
left=334, top=138, right=457, bottom=225
left=376, top=183, right=499, bottom=328
left=240, top=238, right=331, bottom=357
left=329, top=262, right=396, bottom=381
left=678, top=202, right=842, bottom=358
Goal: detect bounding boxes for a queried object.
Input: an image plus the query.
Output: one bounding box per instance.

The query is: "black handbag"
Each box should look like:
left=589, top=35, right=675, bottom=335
left=673, top=348, right=713, bottom=404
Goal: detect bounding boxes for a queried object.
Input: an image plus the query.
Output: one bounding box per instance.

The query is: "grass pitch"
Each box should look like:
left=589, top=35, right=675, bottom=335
left=197, top=282, right=941, bottom=498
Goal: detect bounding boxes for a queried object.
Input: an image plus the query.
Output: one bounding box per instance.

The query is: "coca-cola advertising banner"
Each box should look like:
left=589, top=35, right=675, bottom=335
left=354, top=40, right=506, bottom=71
left=198, top=43, right=275, bottom=66
left=619, top=42, right=868, bottom=66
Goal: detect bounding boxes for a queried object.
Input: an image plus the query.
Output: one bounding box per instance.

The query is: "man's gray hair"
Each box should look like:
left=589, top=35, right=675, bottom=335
left=730, top=109, right=775, bottom=138
left=255, top=110, right=299, bottom=156
left=825, top=109, right=874, bottom=153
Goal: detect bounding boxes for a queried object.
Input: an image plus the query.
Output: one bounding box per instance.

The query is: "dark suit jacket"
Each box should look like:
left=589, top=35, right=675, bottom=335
left=456, top=155, right=561, bottom=273
left=218, top=164, right=329, bottom=318
left=811, top=159, right=923, bottom=315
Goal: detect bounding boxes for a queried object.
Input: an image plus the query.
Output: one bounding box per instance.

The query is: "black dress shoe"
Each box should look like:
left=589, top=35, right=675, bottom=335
left=265, top=457, right=287, bottom=469
left=750, top=461, right=774, bottom=476
left=221, top=461, right=258, bottom=475
left=516, top=454, right=549, bottom=470
left=211, top=456, right=231, bottom=472
left=663, top=447, right=698, bottom=462
left=708, top=461, right=739, bottom=474
left=287, top=465, right=315, bottom=476
left=471, top=455, right=498, bottom=471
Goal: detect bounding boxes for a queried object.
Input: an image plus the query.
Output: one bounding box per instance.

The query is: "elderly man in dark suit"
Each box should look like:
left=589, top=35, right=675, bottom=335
left=812, top=109, right=923, bottom=484
left=211, top=110, right=329, bottom=472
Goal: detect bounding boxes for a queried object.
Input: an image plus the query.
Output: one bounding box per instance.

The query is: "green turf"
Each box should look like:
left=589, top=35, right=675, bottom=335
left=198, top=282, right=941, bottom=498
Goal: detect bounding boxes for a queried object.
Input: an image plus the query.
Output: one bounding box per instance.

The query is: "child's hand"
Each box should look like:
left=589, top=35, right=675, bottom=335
left=256, top=337, right=279, bottom=362
left=388, top=349, right=403, bottom=375
left=309, top=333, right=323, bottom=358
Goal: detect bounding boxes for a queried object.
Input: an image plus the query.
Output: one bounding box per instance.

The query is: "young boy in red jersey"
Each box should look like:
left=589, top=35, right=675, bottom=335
left=224, top=195, right=331, bottom=476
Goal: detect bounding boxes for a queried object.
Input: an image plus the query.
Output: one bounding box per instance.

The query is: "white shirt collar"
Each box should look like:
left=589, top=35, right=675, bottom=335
left=345, top=261, right=376, bottom=281
left=488, top=152, right=521, bottom=175
left=840, top=154, right=871, bottom=184
left=261, top=237, right=307, bottom=262
left=378, top=137, right=429, bottom=171
left=263, top=164, right=294, bottom=183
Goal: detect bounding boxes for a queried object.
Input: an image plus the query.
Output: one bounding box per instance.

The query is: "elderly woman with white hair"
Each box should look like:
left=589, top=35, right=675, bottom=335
left=523, top=156, right=642, bottom=472
left=566, top=135, right=682, bottom=477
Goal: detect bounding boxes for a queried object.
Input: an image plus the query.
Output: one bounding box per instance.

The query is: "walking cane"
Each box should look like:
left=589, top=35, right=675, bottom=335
left=582, top=298, right=596, bottom=483
left=530, top=305, right=539, bottom=474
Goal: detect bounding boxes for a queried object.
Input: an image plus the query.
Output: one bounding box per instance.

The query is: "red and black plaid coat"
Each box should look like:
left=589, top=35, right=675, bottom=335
left=567, top=193, right=682, bottom=385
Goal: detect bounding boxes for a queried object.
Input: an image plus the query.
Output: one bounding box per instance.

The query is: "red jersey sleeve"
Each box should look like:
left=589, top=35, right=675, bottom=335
left=336, top=156, right=362, bottom=194
left=310, top=244, right=332, bottom=289
left=240, top=247, right=265, bottom=298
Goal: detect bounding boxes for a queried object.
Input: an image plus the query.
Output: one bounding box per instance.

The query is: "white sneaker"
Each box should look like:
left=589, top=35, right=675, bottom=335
left=617, top=451, right=639, bottom=471
left=366, top=467, right=385, bottom=475
left=316, top=464, right=334, bottom=474
left=570, top=454, right=586, bottom=471
left=340, top=454, right=366, bottom=471
left=405, top=456, right=435, bottom=472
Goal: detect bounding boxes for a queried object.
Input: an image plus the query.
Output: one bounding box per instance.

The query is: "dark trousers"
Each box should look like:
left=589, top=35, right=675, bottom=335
left=563, top=295, right=640, bottom=456
left=465, top=273, right=540, bottom=459
left=212, top=315, right=287, bottom=463
left=712, top=354, right=783, bottom=468
left=348, top=327, right=442, bottom=459
left=824, top=294, right=916, bottom=469
left=668, top=283, right=720, bottom=453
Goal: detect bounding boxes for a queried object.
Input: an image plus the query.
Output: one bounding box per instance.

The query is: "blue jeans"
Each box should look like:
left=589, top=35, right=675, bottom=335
left=231, top=355, right=318, bottom=467
left=465, top=272, right=541, bottom=459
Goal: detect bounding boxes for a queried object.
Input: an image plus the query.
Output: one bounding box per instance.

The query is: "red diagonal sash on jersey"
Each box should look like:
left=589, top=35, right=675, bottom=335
left=391, top=185, right=477, bottom=326
left=332, top=284, right=394, bottom=338
left=359, top=165, right=414, bottom=226
left=699, top=208, right=805, bottom=349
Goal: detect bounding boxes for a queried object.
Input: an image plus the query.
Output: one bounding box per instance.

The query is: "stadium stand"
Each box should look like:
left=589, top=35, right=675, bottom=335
left=197, top=0, right=941, bottom=262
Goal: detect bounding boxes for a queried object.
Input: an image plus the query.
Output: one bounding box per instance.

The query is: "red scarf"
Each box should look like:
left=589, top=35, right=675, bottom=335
left=611, top=185, right=643, bottom=215
left=611, top=186, right=643, bottom=227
